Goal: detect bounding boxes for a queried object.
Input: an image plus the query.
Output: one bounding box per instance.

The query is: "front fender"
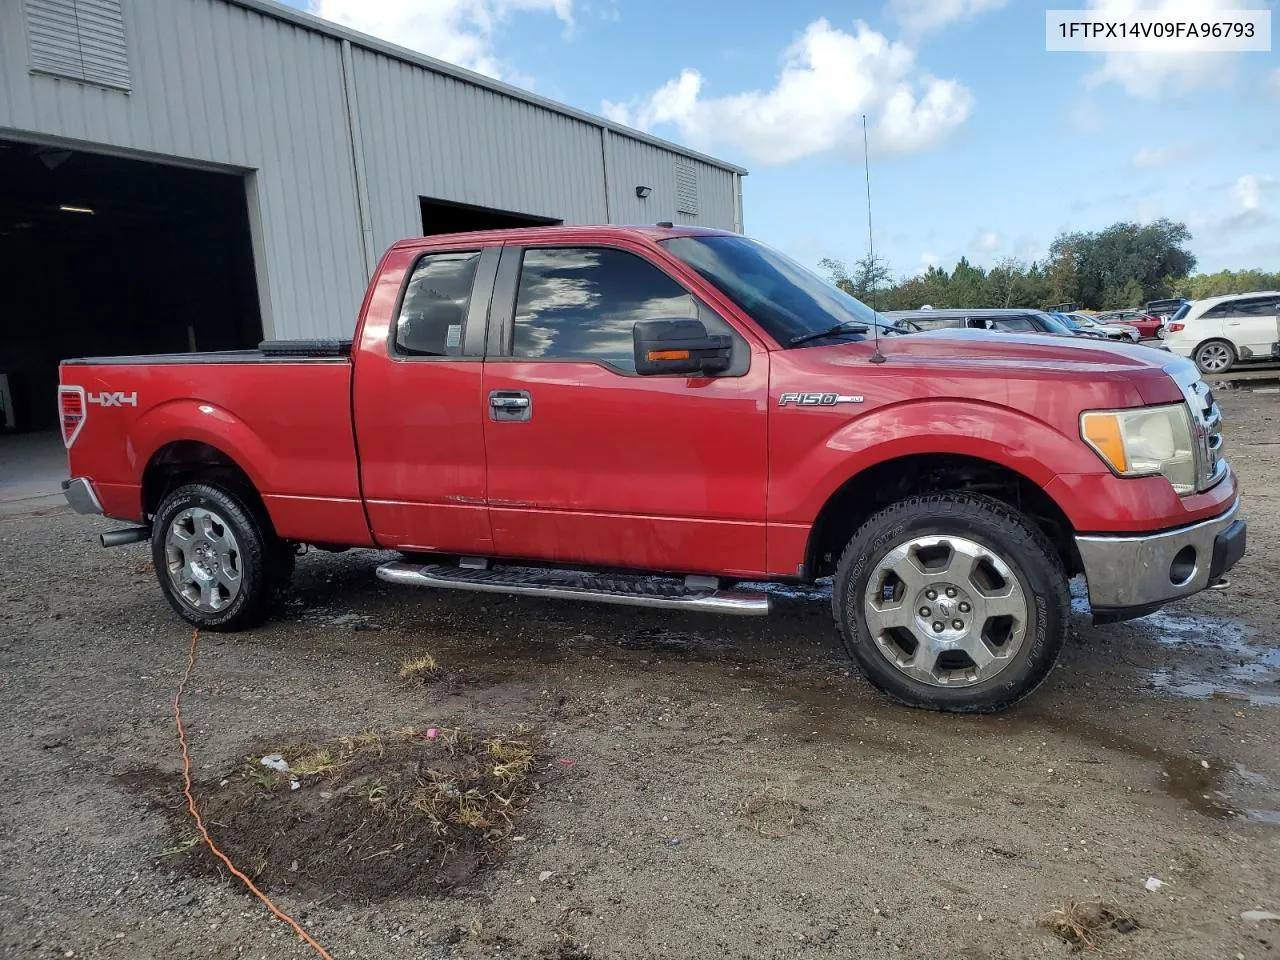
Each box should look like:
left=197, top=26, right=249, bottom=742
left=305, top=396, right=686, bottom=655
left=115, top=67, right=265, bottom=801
left=770, top=398, right=1105, bottom=528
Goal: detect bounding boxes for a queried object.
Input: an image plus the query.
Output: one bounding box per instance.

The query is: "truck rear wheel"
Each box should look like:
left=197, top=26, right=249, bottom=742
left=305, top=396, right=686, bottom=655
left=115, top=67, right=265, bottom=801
left=151, top=482, right=279, bottom=631
left=832, top=492, right=1069, bottom=713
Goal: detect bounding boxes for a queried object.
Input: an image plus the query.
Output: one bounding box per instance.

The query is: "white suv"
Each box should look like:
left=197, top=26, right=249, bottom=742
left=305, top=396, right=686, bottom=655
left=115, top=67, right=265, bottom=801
left=1164, top=292, right=1280, bottom=374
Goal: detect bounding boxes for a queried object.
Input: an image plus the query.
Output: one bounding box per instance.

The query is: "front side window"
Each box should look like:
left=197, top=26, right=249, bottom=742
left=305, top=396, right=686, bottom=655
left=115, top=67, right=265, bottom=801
left=395, top=251, right=481, bottom=357
left=512, top=247, right=697, bottom=372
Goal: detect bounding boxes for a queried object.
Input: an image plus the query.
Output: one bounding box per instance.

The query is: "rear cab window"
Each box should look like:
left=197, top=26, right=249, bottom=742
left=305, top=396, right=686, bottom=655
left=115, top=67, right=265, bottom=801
left=395, top=251, right=482, bottom=357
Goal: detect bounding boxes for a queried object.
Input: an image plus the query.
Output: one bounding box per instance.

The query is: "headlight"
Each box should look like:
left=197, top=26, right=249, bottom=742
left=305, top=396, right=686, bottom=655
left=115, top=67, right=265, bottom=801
left=1081, top=403, right=1197, bottom=494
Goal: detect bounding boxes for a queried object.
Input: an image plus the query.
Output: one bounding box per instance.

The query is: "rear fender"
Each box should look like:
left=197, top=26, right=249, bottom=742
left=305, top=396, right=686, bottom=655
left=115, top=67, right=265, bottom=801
left=131, top=399, right=273, bottom=495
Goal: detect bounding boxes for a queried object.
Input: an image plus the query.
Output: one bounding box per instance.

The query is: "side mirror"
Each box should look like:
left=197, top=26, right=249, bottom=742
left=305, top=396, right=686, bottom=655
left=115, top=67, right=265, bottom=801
left=633, top=318, right=732, bottom=375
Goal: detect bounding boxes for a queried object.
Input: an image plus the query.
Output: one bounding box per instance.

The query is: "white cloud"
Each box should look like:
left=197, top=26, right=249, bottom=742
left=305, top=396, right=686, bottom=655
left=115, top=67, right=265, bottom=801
left=888, top=0, right=1010, bottom=35
left=919, top=251, right=941, bottom=270
left=1233, top=174, right=1275, bottom=213
left=1085, top=0, right=1242, bottom=97
left=307, top=0, right=572, bottom=82
left=602, top=19, right=973, bottom=166
left=1132, top=144, right=1188, bottom=168
left=974, top=230, right=1001, bottom=252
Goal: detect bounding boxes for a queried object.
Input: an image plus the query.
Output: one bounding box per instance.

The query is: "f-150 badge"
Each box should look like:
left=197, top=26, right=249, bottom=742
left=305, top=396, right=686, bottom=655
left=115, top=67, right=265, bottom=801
left=778, top=392, right=864, bottom=406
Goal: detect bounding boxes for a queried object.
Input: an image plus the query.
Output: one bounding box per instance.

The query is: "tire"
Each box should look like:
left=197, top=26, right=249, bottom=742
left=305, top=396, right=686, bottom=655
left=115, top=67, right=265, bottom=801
left=1193, top=339, right=1235, bottom=375
left=832, top=492, right=1069, bottom=713
left=151, top=482, right=279, bottom=631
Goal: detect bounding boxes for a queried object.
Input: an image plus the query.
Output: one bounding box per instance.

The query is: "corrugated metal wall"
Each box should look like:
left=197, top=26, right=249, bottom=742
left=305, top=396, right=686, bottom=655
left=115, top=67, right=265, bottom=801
left=605, top=132, right=740, bottom=230
left=0, top=0, right=744, bottom=339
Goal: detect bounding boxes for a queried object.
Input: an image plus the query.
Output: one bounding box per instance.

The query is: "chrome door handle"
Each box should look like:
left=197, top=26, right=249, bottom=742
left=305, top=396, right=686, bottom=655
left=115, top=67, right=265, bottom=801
left=489, top=390, right=532, bottom=421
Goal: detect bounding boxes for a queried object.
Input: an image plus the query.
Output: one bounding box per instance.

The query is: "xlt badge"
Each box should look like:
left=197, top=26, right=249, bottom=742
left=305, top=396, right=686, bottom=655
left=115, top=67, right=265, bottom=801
left=778, top=392, right=864, bottom=407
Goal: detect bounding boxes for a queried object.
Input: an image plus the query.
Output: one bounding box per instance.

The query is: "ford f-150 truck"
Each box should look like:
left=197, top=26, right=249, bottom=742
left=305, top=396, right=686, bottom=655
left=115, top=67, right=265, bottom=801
left=59, top=225, right=1246, bottom=712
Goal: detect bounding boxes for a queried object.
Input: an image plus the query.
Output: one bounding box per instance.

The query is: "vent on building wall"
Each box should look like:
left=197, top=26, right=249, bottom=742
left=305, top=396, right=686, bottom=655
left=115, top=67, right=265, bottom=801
left=674, top=160, right=699, bottom=216
left=26, top=0, right=131, bottom=91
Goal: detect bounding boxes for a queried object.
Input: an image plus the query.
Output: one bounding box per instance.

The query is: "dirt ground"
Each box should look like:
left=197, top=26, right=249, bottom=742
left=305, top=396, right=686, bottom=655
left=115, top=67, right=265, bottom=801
left=1, top=389, right=1278, bottom=960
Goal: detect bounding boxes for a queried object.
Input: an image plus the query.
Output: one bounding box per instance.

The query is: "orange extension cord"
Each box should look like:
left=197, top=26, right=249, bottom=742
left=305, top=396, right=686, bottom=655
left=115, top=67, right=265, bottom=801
left=174, top=628, right=334, bottom=960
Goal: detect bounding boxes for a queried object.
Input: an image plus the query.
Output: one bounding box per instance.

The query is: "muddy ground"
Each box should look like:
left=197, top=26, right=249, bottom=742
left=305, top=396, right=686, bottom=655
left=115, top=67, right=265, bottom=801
left=1, top=389, right=1278, bottom=960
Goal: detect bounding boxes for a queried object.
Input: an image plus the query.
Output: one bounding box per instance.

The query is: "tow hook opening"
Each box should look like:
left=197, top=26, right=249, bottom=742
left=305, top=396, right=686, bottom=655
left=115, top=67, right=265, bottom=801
left=1169, top=545, right=1197, bottom=587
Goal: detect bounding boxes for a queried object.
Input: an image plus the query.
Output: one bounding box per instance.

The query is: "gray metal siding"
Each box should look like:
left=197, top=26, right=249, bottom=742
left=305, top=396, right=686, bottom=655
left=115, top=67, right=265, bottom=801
left=2, top=0, right=368, bottom=338
left=606, top=134, right=738, bottom=229
left=350, top=46, right=610, bottom=255
left=0, top=0, right=744, bottom=340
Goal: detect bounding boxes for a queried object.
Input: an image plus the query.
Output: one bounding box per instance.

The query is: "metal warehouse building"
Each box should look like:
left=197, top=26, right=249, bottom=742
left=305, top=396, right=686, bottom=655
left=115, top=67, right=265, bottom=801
left=0, top=0, right=746, bottom=432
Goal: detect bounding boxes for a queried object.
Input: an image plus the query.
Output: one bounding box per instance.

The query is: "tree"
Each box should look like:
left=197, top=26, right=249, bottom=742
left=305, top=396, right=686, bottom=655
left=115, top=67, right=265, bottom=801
left=819, top=254, right=894, bottom=305
left=1173, top=269, right=1280, bottom=300
left=818, top=218, right=1218, bottom=314
left=985, top=256, right=1027, bottom=307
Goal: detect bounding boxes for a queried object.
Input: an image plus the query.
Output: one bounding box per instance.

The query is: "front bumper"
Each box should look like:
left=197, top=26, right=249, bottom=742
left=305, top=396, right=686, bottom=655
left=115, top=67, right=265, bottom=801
left=62, top=477, right=103, bottom=516
left=1075, top=496, right=1245, bottom=622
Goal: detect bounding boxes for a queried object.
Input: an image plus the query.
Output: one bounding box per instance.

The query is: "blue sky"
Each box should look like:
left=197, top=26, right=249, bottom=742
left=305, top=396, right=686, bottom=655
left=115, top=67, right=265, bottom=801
left=289, top=0, right=1279, bottom=277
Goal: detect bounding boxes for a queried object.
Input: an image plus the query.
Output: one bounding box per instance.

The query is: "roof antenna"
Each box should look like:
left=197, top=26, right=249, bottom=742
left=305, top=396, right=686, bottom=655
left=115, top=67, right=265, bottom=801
left=862, top=114, right=886, bottom=364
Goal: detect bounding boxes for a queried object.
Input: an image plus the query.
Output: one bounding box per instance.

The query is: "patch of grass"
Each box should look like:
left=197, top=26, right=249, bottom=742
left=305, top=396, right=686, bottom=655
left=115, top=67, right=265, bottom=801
left=289, top=747, right=340, bottom=778
left=1039, top=900, right=1138, bottom=951
left=398, top=653, right=443, bottom=683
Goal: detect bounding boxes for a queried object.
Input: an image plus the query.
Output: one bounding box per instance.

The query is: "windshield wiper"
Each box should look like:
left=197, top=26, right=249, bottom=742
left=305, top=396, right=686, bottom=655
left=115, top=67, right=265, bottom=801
left=788, top=321, right=869, bottom=347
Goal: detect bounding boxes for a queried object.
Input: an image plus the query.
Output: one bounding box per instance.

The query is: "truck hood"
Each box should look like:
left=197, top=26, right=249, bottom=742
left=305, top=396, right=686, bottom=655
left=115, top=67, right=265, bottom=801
left=806, top=328, right=1196, bottom=406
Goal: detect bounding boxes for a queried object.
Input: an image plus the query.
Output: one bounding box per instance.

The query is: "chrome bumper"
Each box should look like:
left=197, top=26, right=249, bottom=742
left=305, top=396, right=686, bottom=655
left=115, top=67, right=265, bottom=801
left=62, top=477, right=103, bottom=515
left=1075, top=497, right=1245, bottom=617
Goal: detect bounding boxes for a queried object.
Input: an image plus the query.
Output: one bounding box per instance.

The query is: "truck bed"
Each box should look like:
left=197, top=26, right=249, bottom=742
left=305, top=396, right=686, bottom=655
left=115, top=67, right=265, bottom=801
left=59, top=343, right=369, bottom=546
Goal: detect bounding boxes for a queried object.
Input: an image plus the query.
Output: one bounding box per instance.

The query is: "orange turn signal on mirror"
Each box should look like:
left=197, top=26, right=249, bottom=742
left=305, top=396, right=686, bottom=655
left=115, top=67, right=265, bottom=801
left=1081, top=412, right=1128, bottom=474
left=647, top=349, right=690, bottom=361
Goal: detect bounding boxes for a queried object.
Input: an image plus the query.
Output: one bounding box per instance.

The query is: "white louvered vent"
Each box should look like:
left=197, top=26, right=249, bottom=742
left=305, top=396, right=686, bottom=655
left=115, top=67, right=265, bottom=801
left=674, top=160, right=698, bottom=216
left=25, top=0, right=130, bottom=91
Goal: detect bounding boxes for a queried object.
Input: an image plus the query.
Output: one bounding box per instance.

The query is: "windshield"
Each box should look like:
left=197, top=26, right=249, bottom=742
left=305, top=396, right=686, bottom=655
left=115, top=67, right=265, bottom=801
left=1039, top=312, right=1077, bottom=335
left=1170, top=303, right=1191, bottom=322
left=660, top=235, right=900, bottom=347
left=1053, top=313, right=1084, bottom=331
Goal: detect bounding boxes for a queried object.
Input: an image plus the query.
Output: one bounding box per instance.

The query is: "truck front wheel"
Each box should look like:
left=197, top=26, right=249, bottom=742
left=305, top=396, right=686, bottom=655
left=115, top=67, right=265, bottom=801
left=833, top=492, right=1069, bottom=713
left=151, top=482, right=280, bottom=631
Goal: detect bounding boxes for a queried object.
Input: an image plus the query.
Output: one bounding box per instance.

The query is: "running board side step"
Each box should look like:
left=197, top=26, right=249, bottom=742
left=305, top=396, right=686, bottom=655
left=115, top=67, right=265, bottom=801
left=376, top=561, right=771, bottom=616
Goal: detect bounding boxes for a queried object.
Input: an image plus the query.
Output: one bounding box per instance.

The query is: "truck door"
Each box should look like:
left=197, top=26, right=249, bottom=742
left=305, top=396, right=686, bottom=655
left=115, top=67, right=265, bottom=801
left=1223, top=294, right=1280, bottom=359
left=353, top=243, right=499, bottom=553
left=480, top=242, right=769, bottom=577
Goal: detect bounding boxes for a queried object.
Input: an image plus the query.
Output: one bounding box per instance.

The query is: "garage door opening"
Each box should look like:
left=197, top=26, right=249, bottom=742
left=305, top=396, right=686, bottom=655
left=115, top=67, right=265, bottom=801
left=0, top=140, right=262, bottom=433
left=420, top=196, right=561, bottom=236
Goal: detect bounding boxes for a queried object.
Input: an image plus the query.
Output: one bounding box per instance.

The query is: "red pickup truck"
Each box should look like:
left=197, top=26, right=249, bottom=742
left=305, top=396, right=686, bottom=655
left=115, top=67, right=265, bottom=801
left=59, top=225, right=1245, bottom=713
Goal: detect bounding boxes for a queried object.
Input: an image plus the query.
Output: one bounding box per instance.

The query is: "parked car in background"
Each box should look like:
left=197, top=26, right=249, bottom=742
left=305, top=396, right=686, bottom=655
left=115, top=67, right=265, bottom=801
left=1164, top=291, right=1280, bottom=374
left=882, top=308, right=1103, bottom=338
left=1146, top=298, right=1189, bottom=321
left=1058, top=312, right=1141, bottom=343
left=1096, top=310, right=1165, bottom=340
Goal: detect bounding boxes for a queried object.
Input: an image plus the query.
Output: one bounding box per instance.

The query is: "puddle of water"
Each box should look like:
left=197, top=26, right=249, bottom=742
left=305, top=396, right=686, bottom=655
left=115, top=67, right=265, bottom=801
left=1132, top=609, right=1280, bottom=706
left=1212, top=376, right=1280, bottom=393
left=1147, top=669, right=1280, bottom=707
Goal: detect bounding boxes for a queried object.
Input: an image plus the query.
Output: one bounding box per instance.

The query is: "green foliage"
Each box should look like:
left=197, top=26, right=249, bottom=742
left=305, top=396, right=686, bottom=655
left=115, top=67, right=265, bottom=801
left=820, top=219, right=1275, bottom=312
left=1172, top=269, right=1280, bottom=300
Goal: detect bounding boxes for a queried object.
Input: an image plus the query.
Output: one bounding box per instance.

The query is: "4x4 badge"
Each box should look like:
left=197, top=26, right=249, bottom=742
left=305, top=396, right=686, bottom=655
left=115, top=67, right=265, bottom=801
left=778, top=392, right=864, bottom=407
